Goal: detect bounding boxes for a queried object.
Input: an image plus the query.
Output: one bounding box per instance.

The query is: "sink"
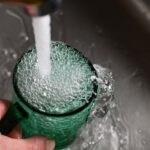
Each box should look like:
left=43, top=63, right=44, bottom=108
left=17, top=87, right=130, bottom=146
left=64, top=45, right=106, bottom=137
left=0, top=0, right=150, bottom=149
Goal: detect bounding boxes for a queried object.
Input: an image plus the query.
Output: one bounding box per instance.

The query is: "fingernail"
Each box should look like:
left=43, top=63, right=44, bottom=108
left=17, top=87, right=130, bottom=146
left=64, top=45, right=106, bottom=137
left=46, top=140, right=55, bottom=150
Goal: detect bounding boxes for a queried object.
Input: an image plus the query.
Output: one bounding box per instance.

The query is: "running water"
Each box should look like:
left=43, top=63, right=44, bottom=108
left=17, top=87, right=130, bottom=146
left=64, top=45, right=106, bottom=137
left=32, top=15, right=51, bottom=75
left=30, top=15, right=129, bottom=149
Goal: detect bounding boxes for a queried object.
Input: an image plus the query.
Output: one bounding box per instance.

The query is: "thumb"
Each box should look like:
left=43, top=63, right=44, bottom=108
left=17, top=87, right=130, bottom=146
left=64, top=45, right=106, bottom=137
left=0, top=135, right=55, bottom=150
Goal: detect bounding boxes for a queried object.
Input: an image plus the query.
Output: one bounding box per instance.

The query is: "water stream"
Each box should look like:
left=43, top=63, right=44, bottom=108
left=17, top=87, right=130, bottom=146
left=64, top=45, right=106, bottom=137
left=32, top=15, right=51, bottom=75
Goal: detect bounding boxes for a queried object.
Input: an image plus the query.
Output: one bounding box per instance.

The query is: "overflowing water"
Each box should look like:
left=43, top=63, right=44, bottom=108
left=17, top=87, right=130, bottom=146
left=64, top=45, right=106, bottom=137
left=15, top=42, right=96, bottom=115
left=32, top=15, right=51, bottom=75
left=13, top=34, right=130, bottom=149
left=14, top=42, right=130, bottom=149
left=63, top=64, right=129, bottom=150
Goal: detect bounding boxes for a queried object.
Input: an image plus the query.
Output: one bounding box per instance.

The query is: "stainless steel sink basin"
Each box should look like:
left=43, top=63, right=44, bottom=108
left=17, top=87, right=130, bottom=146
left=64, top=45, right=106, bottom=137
left=0, top=0, right=150, bottom=149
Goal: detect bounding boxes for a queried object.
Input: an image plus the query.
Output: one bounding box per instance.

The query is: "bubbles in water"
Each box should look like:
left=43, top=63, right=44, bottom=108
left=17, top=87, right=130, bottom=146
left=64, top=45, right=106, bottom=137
left=43, top=92, right=47, bottom=97
left=15, top=42, right=97, bottom=115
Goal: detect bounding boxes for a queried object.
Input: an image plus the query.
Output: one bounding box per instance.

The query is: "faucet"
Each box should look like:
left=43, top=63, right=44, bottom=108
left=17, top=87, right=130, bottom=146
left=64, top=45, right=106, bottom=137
left=0, top=0, right=62, bottom=16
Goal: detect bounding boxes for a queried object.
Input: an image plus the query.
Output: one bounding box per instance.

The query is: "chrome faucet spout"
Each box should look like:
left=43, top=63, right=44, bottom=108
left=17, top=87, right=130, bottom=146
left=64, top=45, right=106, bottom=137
left=0, top=0, right=62, bottom=16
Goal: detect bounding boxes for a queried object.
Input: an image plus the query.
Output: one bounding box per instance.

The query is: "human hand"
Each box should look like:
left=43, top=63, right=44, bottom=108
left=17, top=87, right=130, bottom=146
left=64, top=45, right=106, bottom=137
left=0, top=99, right=55, bottom=150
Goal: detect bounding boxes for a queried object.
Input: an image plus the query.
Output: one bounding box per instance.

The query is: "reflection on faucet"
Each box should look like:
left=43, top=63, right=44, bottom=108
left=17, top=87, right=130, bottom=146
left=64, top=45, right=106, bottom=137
left=0, top=0, right=62, bottom=16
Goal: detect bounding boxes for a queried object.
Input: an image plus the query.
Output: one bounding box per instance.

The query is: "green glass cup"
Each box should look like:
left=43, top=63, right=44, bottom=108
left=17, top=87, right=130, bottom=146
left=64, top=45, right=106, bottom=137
left=0, top=41, right=100, bottom=149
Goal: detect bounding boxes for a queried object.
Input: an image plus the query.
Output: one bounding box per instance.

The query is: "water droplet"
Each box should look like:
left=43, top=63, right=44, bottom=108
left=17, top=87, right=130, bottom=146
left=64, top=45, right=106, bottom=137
left=120, top=139, right=124, bottom=144
left=91, top=141, right=95, bottom=145
left=93, top=92, right=97, bottom=96
left=12, top=53, right=18, bottom=59
left=24, top=36, right=29, bottom=41
left=3, top=49, right=8, bottom=56
left=20, top=33, right=29, bottom=41
left=82, top=142, right=88, bottom=148
left=89, top=141, right=93, bottom=145
left=141, top=139, right=146, bottom=145
left=91, top=75, right=96, bottom=81
left=33, top=78, right=37, bottom=82
left=98, top=135, right=102, bottom=140
left=137, top=129, right=143, bottom=134
left=6, top=71, right=12, bottom=77
left=130, top=69, right=140, bottom=78
left=117, top=117, right=121, bottom=122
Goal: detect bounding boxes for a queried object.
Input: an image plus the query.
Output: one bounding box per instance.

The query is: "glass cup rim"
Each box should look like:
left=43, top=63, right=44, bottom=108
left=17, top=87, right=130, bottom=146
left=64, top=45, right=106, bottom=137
left=13, top=41, right=98, bottom=117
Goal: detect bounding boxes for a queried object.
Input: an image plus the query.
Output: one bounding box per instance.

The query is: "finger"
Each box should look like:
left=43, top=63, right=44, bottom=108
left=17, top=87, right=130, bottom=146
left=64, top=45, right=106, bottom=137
left=8, top=124, right=22, bottom=139
left=0, top=135, right=55, bottom=150
left=0, top=99, right=10, bottom=119
left=26, top=137, right=55, bottom=150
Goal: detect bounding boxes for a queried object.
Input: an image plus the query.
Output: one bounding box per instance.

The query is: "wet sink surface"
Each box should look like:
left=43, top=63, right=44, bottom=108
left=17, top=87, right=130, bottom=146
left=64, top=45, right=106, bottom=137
left=0, top=0, right=150, bottom=149
left=62, top=1, right=150, bottom=149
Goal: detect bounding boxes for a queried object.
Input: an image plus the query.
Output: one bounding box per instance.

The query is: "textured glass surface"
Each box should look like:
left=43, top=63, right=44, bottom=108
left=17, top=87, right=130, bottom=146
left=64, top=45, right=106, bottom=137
left=12, top=92, right=94, bottom=150
left=14, top=41, right=97, bottom=114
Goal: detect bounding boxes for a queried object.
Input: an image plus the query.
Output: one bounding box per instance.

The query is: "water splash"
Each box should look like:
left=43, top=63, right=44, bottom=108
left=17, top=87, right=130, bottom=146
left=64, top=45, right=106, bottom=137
left=63, top=64, right=129, bottom=150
